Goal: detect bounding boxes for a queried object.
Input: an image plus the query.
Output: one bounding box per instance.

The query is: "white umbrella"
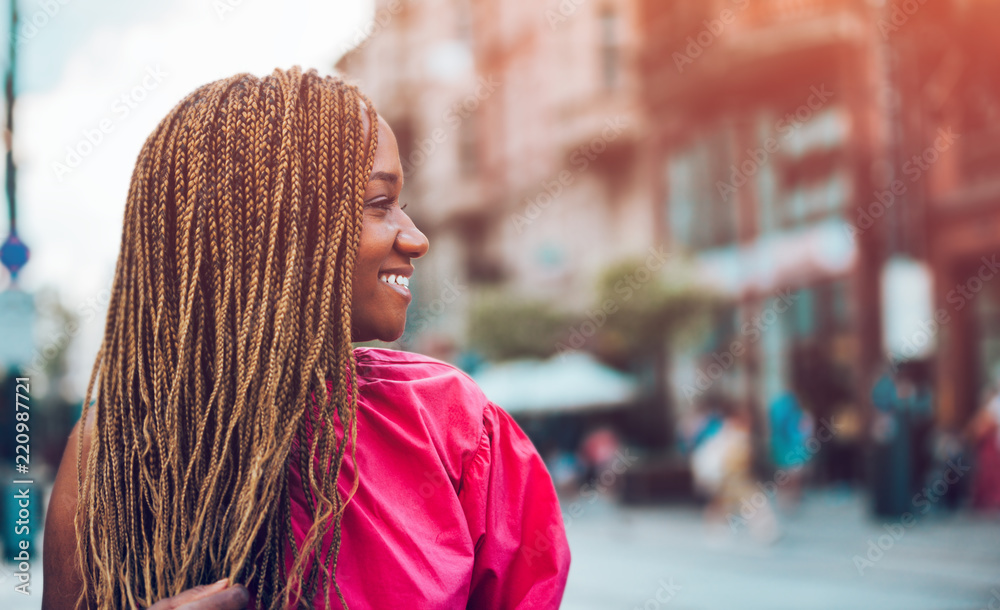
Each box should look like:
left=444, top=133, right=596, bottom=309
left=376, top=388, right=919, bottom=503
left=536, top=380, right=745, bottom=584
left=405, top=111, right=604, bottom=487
left=471, top=350, right=640, bottom=415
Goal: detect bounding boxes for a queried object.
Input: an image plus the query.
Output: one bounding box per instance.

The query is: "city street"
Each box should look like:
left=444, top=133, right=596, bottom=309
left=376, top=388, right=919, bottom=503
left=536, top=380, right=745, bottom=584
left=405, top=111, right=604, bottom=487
left=2, top=0, right=1000, bottom=609
left=562, top=490, right=1000, bottom=610
left=4, top=490, right=997, bottom=609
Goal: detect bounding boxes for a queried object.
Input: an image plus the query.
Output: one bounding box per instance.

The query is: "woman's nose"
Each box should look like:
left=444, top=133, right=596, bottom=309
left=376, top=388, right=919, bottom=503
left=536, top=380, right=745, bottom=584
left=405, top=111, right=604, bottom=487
left=396, top=215, right=429, bottom=259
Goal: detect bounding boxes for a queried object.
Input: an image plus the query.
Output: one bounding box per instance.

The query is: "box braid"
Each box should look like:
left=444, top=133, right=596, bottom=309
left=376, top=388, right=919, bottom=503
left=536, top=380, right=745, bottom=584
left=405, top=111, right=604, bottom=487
left=74, top=66, right=378, bottom=609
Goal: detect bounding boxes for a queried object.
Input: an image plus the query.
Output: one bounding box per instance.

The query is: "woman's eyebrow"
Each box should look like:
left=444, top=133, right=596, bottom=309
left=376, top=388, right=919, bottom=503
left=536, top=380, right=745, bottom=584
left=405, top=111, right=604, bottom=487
left=369, top=171, right=399, bottom=185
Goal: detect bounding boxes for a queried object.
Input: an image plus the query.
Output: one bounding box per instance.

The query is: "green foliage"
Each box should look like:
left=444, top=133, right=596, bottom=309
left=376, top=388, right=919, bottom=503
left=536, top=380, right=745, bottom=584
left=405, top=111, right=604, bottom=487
left=466, top=257, right=720, bottom=364
left=468, top=292, right=574, bottom=361
left=594, top=256, right=720, bottom=360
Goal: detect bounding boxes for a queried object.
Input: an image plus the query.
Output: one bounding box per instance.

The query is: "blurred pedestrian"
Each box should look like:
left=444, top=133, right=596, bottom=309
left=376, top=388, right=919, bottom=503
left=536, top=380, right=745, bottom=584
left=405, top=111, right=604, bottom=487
left=928, top=427, right=968, bottom=511
left=677, top=402, right=723, bottom=457
left=690, top=399, right=779, bottom=543
left=870, top=362, right=932, bottom=517
left=579, top=426, right=621, bottom=488
left=967, top=386, right=1000, bottom=512
left=767, top=390, right=814, bottom=511
left=547, top=448, right=584, bottom=496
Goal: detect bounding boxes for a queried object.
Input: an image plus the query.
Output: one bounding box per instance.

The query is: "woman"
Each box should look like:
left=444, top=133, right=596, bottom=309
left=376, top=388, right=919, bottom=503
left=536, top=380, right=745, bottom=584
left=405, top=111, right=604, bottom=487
left=42, top=67, right=570, bottom=609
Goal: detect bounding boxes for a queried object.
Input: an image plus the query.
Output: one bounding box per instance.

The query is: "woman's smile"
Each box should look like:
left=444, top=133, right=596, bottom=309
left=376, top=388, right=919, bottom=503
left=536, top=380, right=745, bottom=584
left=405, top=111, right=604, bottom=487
left=378, top=268, right=413, bottom=302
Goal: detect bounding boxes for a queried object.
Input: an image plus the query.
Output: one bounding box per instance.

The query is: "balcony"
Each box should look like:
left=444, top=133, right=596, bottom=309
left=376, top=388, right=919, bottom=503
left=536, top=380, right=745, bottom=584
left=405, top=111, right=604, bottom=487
left=933, top=129, right=1000, bottom=210
left=739, top=0, right=865, bottom=29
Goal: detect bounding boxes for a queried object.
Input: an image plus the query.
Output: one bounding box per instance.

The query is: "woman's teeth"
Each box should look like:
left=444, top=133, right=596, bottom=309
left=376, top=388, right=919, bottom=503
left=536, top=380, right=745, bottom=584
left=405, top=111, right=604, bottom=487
left=379, top=274, right=409, bottom=288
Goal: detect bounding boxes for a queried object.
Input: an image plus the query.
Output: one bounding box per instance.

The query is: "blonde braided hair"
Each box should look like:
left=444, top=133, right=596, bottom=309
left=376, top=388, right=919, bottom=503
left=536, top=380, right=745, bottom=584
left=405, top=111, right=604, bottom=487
left=75, top=66, right=378, bottom=609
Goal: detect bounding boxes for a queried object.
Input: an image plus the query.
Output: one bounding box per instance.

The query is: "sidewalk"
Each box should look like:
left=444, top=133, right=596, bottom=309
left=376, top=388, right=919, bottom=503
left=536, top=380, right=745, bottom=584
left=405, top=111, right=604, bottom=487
left=5, top=490, right=998, bottom=609
left=561, top=489, right=1000, bottom=610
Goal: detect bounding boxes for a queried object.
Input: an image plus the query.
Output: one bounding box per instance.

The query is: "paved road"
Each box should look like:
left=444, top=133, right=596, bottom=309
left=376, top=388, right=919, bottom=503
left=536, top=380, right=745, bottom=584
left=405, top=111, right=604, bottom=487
left=3, top=490, right=998, bottom=609
left=561, top=490, right=1000, bottom=610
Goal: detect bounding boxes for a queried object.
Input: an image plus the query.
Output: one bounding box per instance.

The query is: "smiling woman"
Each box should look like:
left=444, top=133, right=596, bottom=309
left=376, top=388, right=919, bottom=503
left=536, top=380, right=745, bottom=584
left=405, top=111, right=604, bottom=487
left=40, top=67, right=569, bottom=610
left=350, top=124, right=428, bottom=343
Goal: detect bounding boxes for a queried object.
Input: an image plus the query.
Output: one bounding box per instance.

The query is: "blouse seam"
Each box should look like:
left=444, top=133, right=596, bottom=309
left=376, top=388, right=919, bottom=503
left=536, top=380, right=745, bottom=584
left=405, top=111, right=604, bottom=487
left=457, top=401, right=491, bottom=496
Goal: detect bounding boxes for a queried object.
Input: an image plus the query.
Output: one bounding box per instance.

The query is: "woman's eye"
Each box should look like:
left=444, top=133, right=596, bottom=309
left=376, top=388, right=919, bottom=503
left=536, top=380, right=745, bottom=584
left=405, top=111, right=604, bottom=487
left=364, top=198, right=410, bottom=214
left=365, top=198, right=395, bottom=211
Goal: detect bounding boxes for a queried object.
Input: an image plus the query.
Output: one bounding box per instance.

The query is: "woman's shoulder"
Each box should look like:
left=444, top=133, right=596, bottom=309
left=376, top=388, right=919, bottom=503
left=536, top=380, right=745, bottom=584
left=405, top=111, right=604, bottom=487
left=353, top=346, right=490, bottom=415
left=353, top=347, right=495, bottom=471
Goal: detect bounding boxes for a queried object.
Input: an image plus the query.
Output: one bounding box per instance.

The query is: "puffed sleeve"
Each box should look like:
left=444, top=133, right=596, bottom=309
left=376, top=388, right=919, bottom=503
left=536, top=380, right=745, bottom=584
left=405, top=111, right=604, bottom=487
left=458, top=400, right=571, bottom=609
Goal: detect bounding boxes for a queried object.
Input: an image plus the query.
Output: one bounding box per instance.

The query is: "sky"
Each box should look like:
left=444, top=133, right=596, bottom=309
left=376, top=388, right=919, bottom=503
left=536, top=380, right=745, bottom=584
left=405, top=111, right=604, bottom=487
left=0, top=0, right=374, bottom=397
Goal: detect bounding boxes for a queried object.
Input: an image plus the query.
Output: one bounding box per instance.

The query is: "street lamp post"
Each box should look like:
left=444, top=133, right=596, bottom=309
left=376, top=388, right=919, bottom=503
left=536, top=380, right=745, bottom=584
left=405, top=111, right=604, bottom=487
left=1, top=0, right=28, bottom=281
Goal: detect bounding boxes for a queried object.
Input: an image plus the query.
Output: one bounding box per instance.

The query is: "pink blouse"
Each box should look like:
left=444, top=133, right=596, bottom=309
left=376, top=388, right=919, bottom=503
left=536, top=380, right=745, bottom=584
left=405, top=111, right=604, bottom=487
left=279, top=347, right=571, bottom=609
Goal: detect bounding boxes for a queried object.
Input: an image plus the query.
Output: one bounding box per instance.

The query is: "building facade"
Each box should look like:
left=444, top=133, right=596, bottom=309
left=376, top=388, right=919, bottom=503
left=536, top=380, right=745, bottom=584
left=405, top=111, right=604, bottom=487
left=337, top=0, right=654, bottom=357
left=902, top=2, right=1000, bottom=429
left=638, top=0, right=888, bottom=443
left=337, top=0, right=997, bottom=451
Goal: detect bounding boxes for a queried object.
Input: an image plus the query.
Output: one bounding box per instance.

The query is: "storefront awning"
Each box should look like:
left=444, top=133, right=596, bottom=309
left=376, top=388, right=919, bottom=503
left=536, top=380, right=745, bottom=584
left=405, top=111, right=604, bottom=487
left=471, top=351, right=640, bottom=415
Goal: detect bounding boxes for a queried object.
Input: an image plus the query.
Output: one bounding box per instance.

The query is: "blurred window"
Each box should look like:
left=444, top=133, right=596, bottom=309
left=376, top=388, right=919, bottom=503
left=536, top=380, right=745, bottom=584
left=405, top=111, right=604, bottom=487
left=784, top=171, right=849, bottom=227
left=827, top=278, right=852, bottom=332
left=455, top=0, right=473, bottom=42
left=756, top=113, right=778, bottom=235
left=667, top=151, right=697, bottom=248
left=774, top=106, right=850, bottom=230
left=783, top=281, right=852, bottom=341
left=975, top=276, right=1000, bottom=389
left=785, top=108, right=850, bottom=159
left=667, top=127, right=737, bottom=251
left=784, top=287, right=815, bottom=339
left=599, top=10, right=620, bottom=91
left=393, top=117, right=416, bottom=173
left=458, top=110, right=480, bottom=177
left=458, top=213, right=504, bottom=284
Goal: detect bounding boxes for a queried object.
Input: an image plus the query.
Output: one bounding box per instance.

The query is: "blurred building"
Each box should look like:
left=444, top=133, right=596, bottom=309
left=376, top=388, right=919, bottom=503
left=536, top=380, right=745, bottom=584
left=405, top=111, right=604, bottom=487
left=337, top=0, right=999, bottom=463
left=337, top=0, right=653, bottom=349
left=639, top=0, right=883, bottom=439
left=897, top=2, right=1000, bottom=429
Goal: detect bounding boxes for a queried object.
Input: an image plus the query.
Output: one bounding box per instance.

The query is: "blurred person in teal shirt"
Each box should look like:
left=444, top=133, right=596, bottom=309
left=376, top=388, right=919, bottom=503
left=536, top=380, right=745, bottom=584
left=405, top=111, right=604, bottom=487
left=768, top=390, right=815, bottom=511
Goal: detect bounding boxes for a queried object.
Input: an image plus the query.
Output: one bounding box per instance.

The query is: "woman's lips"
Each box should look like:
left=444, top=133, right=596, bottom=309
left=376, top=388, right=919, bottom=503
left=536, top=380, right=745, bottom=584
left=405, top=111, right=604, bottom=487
left=379, top=276, right=412, bottom=301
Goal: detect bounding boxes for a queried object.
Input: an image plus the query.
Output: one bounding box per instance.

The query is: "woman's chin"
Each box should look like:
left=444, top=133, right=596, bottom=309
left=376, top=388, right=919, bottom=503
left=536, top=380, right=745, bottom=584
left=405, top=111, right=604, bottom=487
left=381, top=326, right=406, bottom=343
left=351, top=318, right=407, bottom=344
left=358, top=327, right=406, bottom=344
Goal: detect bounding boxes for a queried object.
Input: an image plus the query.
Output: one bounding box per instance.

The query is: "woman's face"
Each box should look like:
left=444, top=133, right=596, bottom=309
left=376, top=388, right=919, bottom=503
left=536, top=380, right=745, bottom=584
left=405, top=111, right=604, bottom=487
left=350, top=116, right=429, bottom=343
